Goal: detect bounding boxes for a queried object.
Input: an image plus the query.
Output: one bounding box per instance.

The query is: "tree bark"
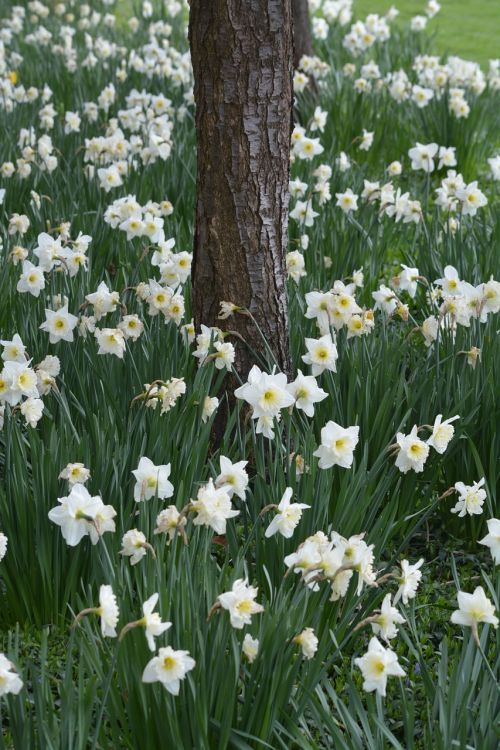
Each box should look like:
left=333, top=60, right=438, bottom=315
left=291, top=0, right=313, bottom=70
left=189, top=0, right=293, bottom=381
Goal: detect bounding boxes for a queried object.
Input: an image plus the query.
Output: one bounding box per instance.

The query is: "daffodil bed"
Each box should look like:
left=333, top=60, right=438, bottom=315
left=0, top=2, right=499, bottom=749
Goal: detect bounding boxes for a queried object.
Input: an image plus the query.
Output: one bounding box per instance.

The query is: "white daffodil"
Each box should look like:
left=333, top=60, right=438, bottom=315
left=132, top=457, right=174, bottom=502
left=141, top=593, right=172, bottom=652
left=284, top=539, right=322, bottom=579
left=91, top=501, right=117, bottom=544
left=242, top=634, right=259, bottom=663
left=482, top=278, right=500, bottom=314
left=21, top=397, right=44, bottom=428
left=97, top=585, right=120, bottom=638
left=191, top=479, right=239, bottom=534
left=426, top=414, right=459, bottom=454
left=48, top=484, right=105, bottom=546
left=314, top=421, right=360, bottom=469
left=235, top=365, right=295, bottom=418
left=33, top=233, right=63, bottom=271
left=397, top=265, right=420, bottom=298
left=438, top=146, right=457, bottom=169
left=39, top=305, right=78, bottom=344
left=408, top=142, right=438, bottom=173
left=395, top=426, right=430, bottom=474
left=451, top=587, right=498, bottom=633
left=479, top=518, right=500, bottom=565
left=304, top=291, right=335, bottom=333
left=302, top=335, right=338, bottom=376
left=294, top=136, right=324, bottom=160
left=372, top=285, right=397, bottom=316
left=120, top=529, right=150, bottom=565
left=286, top=250, right=307, bottom=283
left=289, top=200, right=319, bottom=227
left=335, top=188, right=359, bottom=213
left=59, top=462, right=91, bottom=486
left=421, top=316, right=440, bottom=347
left=142, top=646, right=195, bottom=695
left=451, top=478, right=487, bottom=517
left=0, top=532, right=7, bottom=562
left=118, top=315, right=144, bottom=341
left=293, top=628, right=318, bottom=659
left=85, top=281, right=119, bottom=320
left=332, top=531, right=376, bottom=595
left=355, top=637, right=405, bottom=696
left=1, top=361, right=39, bottom=405
left=371, top=594, right=405, bottom=641
left=1, top=334, right=27, bottom=363
left=215, top=456, right=249, bottom=501
left=94, top=328, right=126, bottom=359
left=217, top=579, right=264, bottom=630
left=0, top=654, right=23, bottom=697
left=142, top=212, right=165, bottom=244
left=457, top=181, right=488, bottom=216
left=213, top=341, right=235, bottom=371
left=394, top=558, right=424, bottom=604
left=434, top=265, right=462, bottom=297
left=202, top=396, right=219, bottom=423
left=286, top=370, right=328, bottom=418
left=332, top=290, right=362, bottom=328
left=265, top=488, right=310, bottom=539
left=36, top=365, right=55, bottom=396
left=154, top=506, right=187, bottom=543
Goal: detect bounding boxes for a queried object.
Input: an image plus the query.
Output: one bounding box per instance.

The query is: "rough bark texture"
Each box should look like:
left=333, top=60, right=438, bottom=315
left=189, top=0, right=293, bottom=381
left=291, top=0, right=313, bottom=70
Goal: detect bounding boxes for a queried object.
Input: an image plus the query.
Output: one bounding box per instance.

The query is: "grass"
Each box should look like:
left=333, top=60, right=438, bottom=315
left=0, top=1, right=499, bottom=748
left=354, top=0, right=500, bottom=66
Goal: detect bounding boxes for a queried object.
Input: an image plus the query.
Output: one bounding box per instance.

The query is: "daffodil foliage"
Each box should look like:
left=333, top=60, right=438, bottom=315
left=0, top=1, right=499, bottom=748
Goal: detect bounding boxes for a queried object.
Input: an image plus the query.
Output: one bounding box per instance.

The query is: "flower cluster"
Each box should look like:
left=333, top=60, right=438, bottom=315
left=0, top=336, right=60, bottom=429
left=0, top=0, right=499, bottom=733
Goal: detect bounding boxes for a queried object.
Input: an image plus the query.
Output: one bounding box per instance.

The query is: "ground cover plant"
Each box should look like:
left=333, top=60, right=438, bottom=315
left=0, top=0, right=499, bottom=748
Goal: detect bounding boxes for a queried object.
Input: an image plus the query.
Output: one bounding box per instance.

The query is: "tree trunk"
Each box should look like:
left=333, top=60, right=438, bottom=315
left=291, top=0, right=313, bottom=70
left=189, top=0, right=293, bottom=382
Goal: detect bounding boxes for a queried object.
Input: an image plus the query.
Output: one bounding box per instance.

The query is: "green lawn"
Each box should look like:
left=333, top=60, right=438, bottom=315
left=354, top=0, right=500, bottom=66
